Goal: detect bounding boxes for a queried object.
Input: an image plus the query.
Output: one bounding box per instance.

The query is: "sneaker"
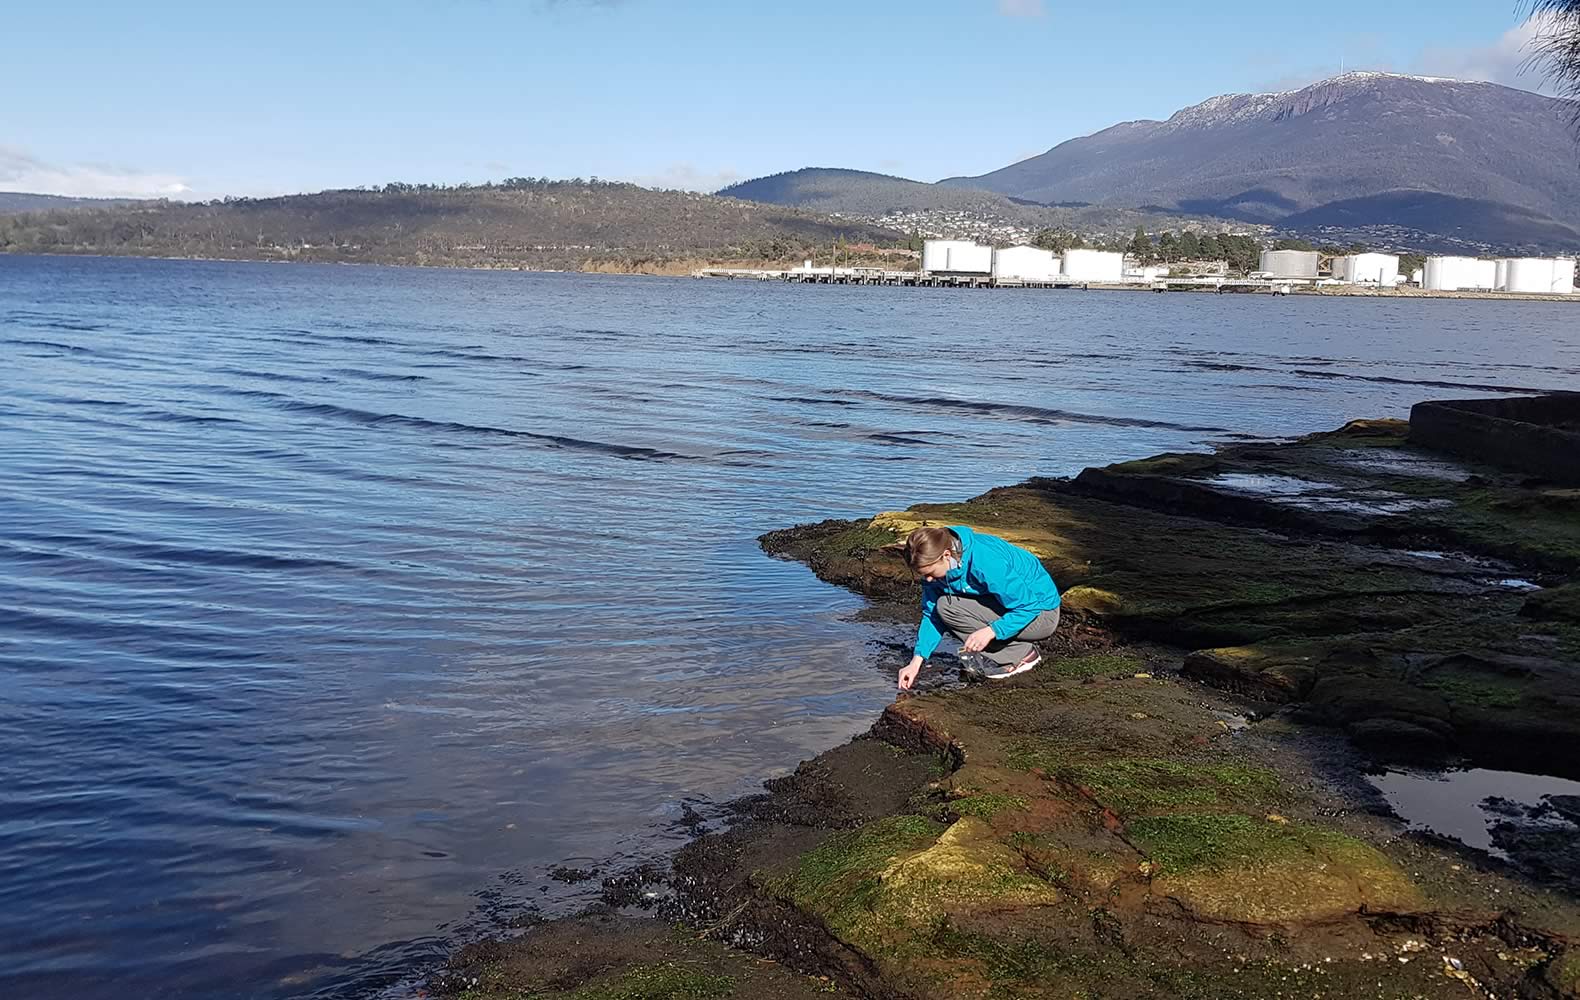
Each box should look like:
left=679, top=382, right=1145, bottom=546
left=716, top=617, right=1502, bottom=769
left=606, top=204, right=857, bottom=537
left=983, top=650, right=1041, bottom=680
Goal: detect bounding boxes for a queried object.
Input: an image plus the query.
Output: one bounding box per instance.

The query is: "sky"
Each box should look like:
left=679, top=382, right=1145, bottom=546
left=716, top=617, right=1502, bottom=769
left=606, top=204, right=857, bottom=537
left=1, top=1, right=1565, bottom=200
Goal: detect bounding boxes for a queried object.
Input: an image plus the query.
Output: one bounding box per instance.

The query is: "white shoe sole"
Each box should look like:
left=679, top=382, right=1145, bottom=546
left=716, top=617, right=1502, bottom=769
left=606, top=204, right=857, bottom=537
left=985, top=657, right=1039, bottom=680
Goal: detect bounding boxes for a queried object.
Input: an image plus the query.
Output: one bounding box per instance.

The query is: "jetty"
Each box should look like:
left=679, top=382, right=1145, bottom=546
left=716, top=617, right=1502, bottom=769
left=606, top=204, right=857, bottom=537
left=691, top=266, right=1301, bottom=294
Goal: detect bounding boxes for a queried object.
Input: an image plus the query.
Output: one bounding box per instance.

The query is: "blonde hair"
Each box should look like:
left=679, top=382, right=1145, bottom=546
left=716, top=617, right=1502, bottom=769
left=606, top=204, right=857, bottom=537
left=904, top=527, right=959, bottom=571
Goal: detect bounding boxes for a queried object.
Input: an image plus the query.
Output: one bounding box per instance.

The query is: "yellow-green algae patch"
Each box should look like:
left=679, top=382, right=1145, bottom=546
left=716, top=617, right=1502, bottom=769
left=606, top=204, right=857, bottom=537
left=1005, top=748, right=1285, bottom=819
left=802, top=523, right=901, bottom=560
left=763, top=816, right=1058, bottom=954
left=453, top=961, right=736, bottom=1000
left=561, top=965, right=736, bottom=1000
left=950, top=793, right=1030, bottom=820
left=1128, top=813, right=1422, bottom=924
left=1551, top=949, right=1580, bottom=994
left=1045, top=651, right=1146, bottom=680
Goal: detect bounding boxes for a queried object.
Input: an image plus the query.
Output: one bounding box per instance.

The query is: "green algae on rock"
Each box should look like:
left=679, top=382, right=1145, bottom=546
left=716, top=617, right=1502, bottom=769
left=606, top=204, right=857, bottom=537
left=440, top=914, right=852, bottom=1000
left=1127, top=813, right=1423, bottom=924
left=756, top=814, right=1058, bottom=956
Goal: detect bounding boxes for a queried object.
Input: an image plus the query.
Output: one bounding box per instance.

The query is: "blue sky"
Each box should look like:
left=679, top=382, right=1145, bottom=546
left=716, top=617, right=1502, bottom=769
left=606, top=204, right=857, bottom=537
left=1, top=1, right=1560, bottom=200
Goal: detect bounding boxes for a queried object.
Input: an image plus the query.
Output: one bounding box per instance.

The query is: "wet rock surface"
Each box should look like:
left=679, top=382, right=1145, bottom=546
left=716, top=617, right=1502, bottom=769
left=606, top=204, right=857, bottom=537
left=438, top=408, right=1580, bottom=1000
left=763, top=416, right=1580, bottom=778
left=439, top=913, right=855, bottom=1000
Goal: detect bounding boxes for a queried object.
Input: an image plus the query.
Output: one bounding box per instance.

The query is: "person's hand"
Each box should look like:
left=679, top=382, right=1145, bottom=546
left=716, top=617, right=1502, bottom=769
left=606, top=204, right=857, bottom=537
left=897, top=656, right=923, bottom=691
left=962, top=626, right=996, bottom=653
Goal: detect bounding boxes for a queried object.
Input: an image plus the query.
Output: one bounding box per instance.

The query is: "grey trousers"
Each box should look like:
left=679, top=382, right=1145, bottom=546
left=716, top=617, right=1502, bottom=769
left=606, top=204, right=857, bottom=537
left=936, top=595, right=1061, bottom=666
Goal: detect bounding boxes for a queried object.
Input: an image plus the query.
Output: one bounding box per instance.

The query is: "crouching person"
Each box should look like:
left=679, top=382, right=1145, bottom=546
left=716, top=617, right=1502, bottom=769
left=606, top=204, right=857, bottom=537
left=896, top=525, right=1061, bottom=690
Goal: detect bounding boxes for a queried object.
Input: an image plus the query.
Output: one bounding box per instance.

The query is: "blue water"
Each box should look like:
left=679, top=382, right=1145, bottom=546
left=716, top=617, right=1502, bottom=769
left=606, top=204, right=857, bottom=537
left=2, top=254, right=1577, bottom=999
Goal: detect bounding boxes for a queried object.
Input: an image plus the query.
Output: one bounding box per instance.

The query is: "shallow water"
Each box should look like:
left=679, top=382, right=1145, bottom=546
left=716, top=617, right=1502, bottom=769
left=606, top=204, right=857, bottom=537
left=1368, top=768, right=1580, bottom=856
left=3, top=256, right=1579, bottom=999
left=1205, top=472, right=1452, bottom=515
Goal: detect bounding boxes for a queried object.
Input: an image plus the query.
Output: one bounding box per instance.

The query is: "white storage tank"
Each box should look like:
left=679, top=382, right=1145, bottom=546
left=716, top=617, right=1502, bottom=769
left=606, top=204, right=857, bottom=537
left=1258, top=249, right=1320, bottom=279
left=1495, top=259, right=1508, bottom=291
left=1503, top=257, right=1579, bottom=294
left=991, top=245, right=1059, bottom=283
left=1331, top=252, right=1400, bottom=285
left=921, top=239, right=992, bottom=275
left=1471, top=258, right=1497, bottom=290
left=1061, top=248, right=1125, bottom=283
left=1424, top=256, right=1477, bottom=291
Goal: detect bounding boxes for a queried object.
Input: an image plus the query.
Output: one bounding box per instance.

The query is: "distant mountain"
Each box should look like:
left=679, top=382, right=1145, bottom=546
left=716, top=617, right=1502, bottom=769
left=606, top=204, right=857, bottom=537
left=716, top=167, right=1245, bottom=242
left=718, top=168, right=1053, bottom=216
left=0, top=180, right=903, bottom=268
left=0, top=192, right=145, bottom=215
left=941, top=72, right=1580, bottom=250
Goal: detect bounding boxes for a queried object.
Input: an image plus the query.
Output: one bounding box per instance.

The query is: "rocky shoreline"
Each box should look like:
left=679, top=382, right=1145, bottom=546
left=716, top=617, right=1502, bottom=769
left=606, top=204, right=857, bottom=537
left=438, top=399, right=1580, bottom=1000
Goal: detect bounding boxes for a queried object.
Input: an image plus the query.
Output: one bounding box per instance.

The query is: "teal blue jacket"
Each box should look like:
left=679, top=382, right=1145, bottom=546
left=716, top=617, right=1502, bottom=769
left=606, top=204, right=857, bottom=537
left=914, top=525, right=1061, bottom=659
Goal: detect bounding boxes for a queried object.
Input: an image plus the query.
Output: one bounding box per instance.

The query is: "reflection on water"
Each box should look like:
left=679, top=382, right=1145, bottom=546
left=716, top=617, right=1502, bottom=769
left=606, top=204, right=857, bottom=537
left=1367, top=768, right=1580, bottom=856
left=3, top=256, right=1579, bottom=999
left=1205, top=472, right=1453, bottom=515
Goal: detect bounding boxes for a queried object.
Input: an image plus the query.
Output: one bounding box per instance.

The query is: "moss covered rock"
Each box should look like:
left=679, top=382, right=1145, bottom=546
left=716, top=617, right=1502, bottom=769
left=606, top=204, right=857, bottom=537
left=762, top=815, right=1057, bottom=955
left=1128, top=813, right=1422, bottom=925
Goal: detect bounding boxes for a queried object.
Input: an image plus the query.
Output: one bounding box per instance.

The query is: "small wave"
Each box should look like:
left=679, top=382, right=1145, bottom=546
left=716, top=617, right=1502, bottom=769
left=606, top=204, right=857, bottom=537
left=4, top=338, right=100, bottom=355
left=767, top=395, right=862, bottom=407
left=1177, top=359, right=1545, bottom=395
left=95, top=538, right=351, bottom=572
left=307, top=331, right=409, bottom=348
left=839, top=390, right=1230, bottom=432
left=867, top=432, right=937, bottom=446
left=213, top=366, right=325, bottom=385
left=1181, top=361, right=1260, bottom=373
left=328, top=368, right=429, bottom=383
left=20, top=318, right=104, bottom=333
left=236, top=392, right=696, bottom=462
left=29, top=392, right=246, bottom=426
left=1287, top=369, right=1553, bottom=394
left=144, top=410, right=245, bottom=426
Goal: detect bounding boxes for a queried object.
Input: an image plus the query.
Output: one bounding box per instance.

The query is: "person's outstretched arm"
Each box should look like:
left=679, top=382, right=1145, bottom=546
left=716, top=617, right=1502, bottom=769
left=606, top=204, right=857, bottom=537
left=900, top=583, right=945, bottom=690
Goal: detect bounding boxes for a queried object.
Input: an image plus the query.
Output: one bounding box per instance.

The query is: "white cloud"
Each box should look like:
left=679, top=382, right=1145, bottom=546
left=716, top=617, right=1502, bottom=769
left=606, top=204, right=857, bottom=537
left=1414, top=13, right=1560, bottom=93
left=0, top=145, right=191, bottom=199
left=996, top=0, right=1046, bottom=16
left=628, top=163, right=743, bottom=193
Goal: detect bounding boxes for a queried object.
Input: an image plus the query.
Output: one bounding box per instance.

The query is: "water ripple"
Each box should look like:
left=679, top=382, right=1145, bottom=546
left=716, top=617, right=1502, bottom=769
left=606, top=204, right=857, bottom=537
left=2, top=256, right=1576, bottom=1000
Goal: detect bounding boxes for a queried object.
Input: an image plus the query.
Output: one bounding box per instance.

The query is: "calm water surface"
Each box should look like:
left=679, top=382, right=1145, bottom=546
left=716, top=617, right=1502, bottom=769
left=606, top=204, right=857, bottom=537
left=2, top=255, right=1577, bottom=999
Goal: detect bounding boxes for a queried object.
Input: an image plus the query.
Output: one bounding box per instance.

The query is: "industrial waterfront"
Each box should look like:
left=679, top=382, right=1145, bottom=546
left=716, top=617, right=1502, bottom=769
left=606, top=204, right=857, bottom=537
left=695, top=239, right=1580, bottom=300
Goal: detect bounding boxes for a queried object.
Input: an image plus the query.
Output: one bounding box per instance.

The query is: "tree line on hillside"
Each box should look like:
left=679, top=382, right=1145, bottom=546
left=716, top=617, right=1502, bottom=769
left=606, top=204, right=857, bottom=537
left=1028, top=226, right=1428, bottom=276
left=1030, top=227, right=1267, bottom=272
left=0, top=180, right=903, bottom=270
left=718, top=169, right=1037, bottom=219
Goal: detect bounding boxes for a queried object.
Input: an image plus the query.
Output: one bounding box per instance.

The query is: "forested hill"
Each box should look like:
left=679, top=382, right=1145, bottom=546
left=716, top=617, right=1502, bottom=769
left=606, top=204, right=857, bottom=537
left=718, top=168, right=1046, bottom=216
left=0, top=179, right=905, bottom=269
left=0, top=192, right=145, bottom=215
